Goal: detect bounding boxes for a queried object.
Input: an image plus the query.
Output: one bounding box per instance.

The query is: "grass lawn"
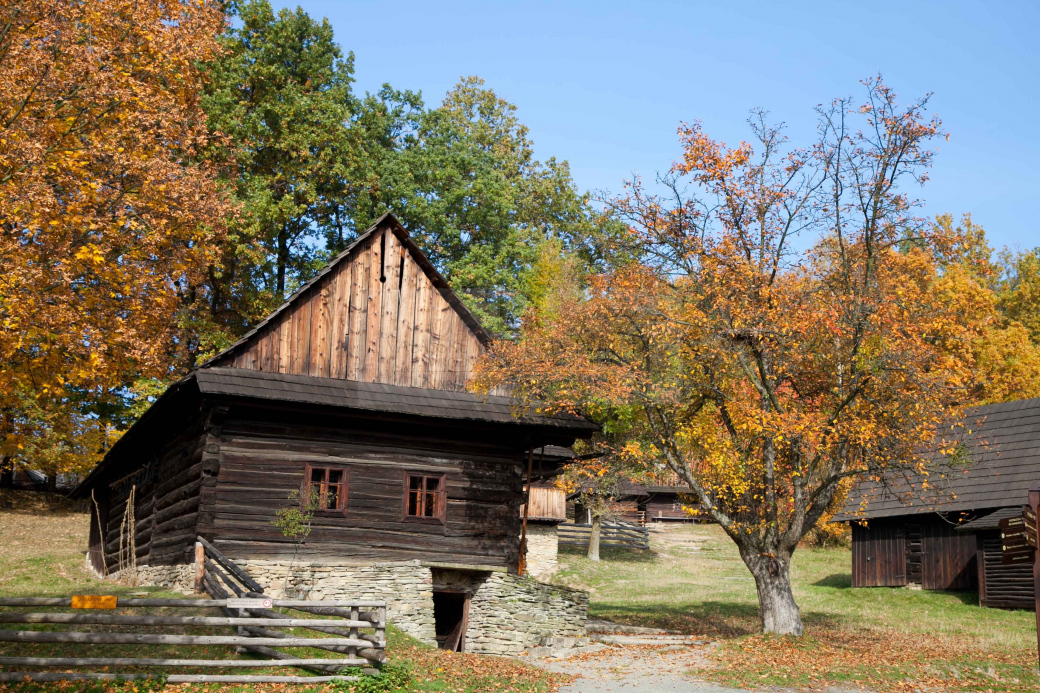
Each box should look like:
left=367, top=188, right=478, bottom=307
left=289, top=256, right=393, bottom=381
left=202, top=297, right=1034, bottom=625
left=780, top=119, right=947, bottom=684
left=554, top=522, right=1040, bottom=692
left=0, top=490, right=564, bottom=693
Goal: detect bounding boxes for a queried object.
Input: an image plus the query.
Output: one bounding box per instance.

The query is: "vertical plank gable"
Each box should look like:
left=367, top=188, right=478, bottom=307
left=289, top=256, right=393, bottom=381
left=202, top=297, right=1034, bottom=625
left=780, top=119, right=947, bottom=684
left=377, top=230, right=403, bottom=383
left=210, top=221, right=494, bottom=392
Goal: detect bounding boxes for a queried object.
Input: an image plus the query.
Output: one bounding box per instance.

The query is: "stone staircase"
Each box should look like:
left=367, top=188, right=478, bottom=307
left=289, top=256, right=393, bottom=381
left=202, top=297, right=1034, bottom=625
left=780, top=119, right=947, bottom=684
left=525, top=618, right=708, bottom=658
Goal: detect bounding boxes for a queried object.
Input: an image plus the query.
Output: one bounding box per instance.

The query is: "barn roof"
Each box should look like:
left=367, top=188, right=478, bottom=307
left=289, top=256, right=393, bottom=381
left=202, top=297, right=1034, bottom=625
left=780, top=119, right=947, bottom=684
left=955, top=505, right=1025, bottom=532
left=832, top=397, right=1040, bottom=522
left=195, top=367, right=597, bottom=431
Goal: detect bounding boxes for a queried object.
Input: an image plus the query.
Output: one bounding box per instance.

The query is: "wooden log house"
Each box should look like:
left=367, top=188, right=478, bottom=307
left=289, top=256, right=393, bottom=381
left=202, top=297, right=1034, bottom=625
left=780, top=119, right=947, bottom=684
left=72, top=214, right=596, bottom=653
left=833, top=397, right=1040, bottom=608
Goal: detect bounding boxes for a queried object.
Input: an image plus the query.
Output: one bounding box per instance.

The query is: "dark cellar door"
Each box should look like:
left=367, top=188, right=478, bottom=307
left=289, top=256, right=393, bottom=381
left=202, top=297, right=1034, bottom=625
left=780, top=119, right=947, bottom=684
left=433, top=591, right=470, bottom=652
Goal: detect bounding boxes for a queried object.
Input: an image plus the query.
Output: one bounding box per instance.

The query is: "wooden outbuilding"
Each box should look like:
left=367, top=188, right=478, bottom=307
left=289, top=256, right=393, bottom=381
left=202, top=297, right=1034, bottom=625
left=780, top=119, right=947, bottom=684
left=833, top=397, right=1040, bottom=608
left=72, top=214, right=596, bottom=653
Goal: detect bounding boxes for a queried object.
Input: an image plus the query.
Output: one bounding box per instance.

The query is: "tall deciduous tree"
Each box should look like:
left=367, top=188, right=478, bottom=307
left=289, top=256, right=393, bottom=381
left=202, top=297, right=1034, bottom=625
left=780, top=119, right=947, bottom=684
left=201, top=0, right=358, bottom=318
left=0, top=0, right=229, bottom=477
left=355, top=77, right=621, bottom=336
left=477, top=78, right=979, bottom=635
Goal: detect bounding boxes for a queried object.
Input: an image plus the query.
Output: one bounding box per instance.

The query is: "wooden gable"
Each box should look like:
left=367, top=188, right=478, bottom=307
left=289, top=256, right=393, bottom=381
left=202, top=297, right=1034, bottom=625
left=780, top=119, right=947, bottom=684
left=207, top=214, right=493, bottom=392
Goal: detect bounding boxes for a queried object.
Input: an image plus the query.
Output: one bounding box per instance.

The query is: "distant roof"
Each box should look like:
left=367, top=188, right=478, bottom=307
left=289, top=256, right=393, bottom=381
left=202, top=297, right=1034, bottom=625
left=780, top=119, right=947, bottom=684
left=196, top=368, right=597, bottom=432
left=833, top=397, right=1040, bottom=522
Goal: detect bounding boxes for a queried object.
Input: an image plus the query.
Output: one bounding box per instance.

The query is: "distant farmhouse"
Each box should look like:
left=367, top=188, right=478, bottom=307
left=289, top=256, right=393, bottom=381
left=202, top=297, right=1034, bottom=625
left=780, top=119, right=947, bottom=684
left=834, top=398, right=1040, bottom=610
left=72, top=214, right=596, bottom=654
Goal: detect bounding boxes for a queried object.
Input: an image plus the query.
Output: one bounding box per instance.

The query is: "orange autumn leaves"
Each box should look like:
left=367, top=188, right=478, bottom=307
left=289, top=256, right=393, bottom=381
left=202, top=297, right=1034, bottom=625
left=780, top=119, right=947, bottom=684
left=475, top=78, right=986, bottom=602
left=0, top=1, right=230, bottom=474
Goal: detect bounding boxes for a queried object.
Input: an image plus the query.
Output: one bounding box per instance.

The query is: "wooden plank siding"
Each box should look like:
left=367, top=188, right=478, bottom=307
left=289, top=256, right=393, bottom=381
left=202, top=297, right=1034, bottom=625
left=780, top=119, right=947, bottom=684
left=851, top=520, right=907, bottom=587
left=220, top=229, right=488, bottom=393
left=920, top=519, right=978, bottom=590
left=197, top=403, right=527, bottom=568
left=851, top=515, right=978, bottom=590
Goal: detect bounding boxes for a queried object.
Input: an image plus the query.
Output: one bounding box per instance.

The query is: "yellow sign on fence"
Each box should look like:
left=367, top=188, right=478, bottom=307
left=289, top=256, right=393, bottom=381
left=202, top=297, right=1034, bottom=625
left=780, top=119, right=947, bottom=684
left=71, top=595, right=118, bottom=609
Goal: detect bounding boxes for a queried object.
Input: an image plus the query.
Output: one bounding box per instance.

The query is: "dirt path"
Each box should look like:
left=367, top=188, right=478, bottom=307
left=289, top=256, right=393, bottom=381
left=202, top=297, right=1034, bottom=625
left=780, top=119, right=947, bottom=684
left=531, top=642, right=756, bottom=693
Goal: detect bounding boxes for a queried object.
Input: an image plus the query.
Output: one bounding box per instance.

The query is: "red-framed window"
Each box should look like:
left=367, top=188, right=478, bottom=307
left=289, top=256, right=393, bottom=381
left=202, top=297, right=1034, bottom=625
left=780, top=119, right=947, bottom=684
left=303, top=465, right=350, bottom=513
left=403, top=472, right=446, bottom=523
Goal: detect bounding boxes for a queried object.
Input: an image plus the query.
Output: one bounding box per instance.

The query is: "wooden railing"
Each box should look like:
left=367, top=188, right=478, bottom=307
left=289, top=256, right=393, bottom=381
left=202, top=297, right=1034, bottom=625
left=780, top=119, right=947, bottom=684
left=0, top=537, right=387, bottom=684
left=558, top=519, right=650, bottom=550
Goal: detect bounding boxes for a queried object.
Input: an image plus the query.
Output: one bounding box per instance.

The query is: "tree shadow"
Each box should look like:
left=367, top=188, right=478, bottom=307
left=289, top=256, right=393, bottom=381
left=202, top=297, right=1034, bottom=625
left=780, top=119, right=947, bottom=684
left=590, top=600, right=849, bottom=638
left=813, top=573, right=852, bottom=588
left=559, top=544, right=656, bottom=564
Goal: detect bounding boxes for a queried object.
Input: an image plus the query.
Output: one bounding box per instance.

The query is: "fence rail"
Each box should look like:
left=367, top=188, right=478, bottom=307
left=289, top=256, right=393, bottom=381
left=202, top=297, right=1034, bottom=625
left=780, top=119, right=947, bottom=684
left=0, top=535, right=386, bottom=684
left=558, top=519, right=650, bottom=550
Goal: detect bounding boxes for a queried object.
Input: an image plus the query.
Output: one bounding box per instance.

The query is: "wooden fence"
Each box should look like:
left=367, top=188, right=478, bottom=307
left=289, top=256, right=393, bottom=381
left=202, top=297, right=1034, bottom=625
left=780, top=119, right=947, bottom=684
left=558, top=519, right=650, bottom=550
left=0, top=536, right=386, bottom=684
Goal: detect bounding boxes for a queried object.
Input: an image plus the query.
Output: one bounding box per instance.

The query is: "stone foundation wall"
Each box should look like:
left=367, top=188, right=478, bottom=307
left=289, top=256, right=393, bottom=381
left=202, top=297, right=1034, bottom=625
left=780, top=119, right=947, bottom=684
left=465, top=572, right=587, bottom=655
left=524, top=524, right=559, bottom=579
left=85, top=555, right=195, bottom=594
left=236, top=559, right=436, bottom=644
left=114, top=556, right=587, bottom=656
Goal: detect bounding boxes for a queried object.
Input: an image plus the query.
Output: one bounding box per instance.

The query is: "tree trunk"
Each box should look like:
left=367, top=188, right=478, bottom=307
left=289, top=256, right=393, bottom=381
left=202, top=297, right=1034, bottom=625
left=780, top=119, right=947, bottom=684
left=749, top=555, right=803, bottom=636
left=587, top=515, right=601, bottom=561
left=0, top=456, right=13, bottom=489
left=47, top=474, right=58, bottom=493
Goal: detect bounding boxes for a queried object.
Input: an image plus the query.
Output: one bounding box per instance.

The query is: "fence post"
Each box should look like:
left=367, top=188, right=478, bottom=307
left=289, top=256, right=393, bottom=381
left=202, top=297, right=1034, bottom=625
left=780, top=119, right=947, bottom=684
left=1029, top=483, right=1040, bottom=669
left=194, top=542, right=205, bottom=594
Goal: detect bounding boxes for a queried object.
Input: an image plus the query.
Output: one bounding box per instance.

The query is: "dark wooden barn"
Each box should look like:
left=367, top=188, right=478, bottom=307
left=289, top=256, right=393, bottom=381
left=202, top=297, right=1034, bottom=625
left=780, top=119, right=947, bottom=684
left=71, top=214, right=596, bottom=653
left=833, top=397, right=1040, bottom=607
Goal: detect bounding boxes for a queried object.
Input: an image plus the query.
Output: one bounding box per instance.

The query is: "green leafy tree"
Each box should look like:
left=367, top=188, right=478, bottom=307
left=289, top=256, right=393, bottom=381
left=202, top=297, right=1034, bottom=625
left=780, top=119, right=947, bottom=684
left=200, top=0, right=359, bottom=329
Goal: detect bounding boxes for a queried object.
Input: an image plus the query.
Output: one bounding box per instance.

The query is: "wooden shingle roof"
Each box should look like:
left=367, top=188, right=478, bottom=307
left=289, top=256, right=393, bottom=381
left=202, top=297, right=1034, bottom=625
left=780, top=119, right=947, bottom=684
left=195, top=367, right=597, bottom=432
left=833, top=397, right=1040, bottom=522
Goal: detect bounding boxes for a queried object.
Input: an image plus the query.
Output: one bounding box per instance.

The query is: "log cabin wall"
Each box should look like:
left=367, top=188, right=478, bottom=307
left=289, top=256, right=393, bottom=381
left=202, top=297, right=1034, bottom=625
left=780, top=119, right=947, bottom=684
left=99, top=414, right=210, bottom=572
left=975, top=531, right=1034, bottom=609
left=197, top=401, right=528, bottom=568
left=213, top=226, right=490, bottom=393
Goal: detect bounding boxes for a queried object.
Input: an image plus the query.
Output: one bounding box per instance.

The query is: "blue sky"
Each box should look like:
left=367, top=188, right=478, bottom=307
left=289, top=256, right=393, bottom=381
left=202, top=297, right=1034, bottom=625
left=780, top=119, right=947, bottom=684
left=273, top=0, right=1039, bottom=250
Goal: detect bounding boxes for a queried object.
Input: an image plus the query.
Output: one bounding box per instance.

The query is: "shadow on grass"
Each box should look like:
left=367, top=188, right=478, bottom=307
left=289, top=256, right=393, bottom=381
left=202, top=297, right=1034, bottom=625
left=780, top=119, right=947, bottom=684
left=559, top=544, right=656, bottom=563
left=589, top=600, right=849, bottom=639
left=813, top=573, right=852, bottom=588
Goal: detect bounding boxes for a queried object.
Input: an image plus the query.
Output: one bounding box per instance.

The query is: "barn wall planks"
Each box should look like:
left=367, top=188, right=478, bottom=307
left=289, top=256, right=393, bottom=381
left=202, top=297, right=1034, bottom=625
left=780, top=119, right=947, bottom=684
left=919, top=518, right=977, bottom=591
left=196, top=403, right=527, bottom=568
left=219, top=229, right=487, bottom=392
left=851, top=515, right=978, bottom=590
left=851, top=520, right=907, bottom=588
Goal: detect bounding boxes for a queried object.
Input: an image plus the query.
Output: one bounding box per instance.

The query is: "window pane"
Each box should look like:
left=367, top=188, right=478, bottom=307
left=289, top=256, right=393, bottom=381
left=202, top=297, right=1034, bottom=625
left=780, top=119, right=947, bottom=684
left=328, top=469, right=343, bottom=484
left=424, top=492, right=436, bottom=517
left=325, top=485, right=339, bottom=510
left=409, top=476, right=422, bottom=491
left=408, top=490, right=420, bottom=516
left=311, top=468, right=325, bottom=484
left=426, top=477, right=439, bottom=492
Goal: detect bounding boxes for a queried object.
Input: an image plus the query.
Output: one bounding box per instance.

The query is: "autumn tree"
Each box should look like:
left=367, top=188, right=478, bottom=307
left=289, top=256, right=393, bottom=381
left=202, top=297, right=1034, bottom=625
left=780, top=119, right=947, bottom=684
left=929, top=213, right=1040, bottom=404
left=0, top=0, right=229, bottom=479
left=477, top=78, right=980, bottom=635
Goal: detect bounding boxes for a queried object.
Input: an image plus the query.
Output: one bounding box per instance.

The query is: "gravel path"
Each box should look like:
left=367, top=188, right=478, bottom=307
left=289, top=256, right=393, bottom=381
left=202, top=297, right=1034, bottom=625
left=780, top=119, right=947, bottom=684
left=530, top=641, right=757, bottom=693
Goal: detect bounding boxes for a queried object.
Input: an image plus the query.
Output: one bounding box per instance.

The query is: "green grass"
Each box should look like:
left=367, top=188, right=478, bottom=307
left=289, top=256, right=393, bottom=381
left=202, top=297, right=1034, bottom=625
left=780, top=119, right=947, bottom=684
left=0, top=490, right=563, bottom=693
left=554, top=522, right=1040, bottom=691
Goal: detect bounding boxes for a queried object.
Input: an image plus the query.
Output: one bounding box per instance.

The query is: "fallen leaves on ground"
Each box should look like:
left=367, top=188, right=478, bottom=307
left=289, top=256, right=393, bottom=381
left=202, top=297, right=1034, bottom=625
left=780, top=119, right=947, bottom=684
left=708, top=627, right=1040, bottom=693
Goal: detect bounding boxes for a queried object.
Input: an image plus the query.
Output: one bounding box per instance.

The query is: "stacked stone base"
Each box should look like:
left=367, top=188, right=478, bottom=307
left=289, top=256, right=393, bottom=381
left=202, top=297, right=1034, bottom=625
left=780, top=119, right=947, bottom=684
left=104, top=556, right=588, bottom=656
